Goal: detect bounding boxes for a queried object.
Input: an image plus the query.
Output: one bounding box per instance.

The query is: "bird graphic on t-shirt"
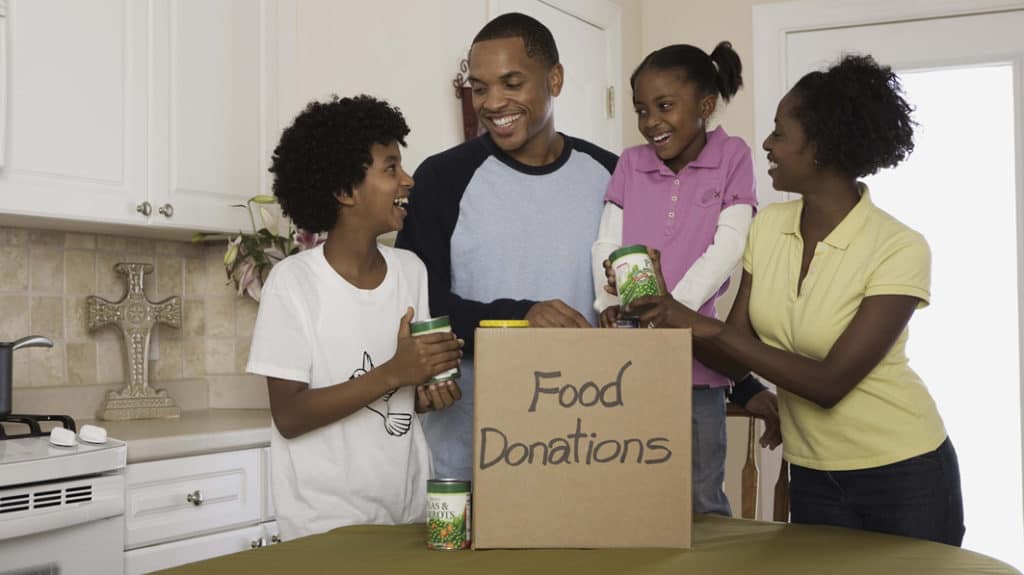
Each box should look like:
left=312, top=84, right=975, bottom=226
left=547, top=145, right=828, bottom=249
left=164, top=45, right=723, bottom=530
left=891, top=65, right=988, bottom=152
left=350, top=351, right=412, bottom=436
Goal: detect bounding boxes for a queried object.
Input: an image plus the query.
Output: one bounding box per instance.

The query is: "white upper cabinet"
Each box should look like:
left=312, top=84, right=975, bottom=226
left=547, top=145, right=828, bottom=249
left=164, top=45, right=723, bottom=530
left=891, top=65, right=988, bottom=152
left=1, top=0, right=149, bottom=226
left=0, top=0, right=278, bottom=236
left=148, top=0, right=278, bottom=233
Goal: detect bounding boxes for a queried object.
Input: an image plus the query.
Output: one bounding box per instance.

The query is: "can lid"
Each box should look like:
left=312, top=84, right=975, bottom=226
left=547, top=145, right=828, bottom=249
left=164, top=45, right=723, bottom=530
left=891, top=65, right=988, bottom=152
left=410, top=316, right=451, bottom=334
left=479, top=320, right=530, bottom=328
left=609, top=244, right=650, bottom=262
left=428, top=479, right=472, bottom=493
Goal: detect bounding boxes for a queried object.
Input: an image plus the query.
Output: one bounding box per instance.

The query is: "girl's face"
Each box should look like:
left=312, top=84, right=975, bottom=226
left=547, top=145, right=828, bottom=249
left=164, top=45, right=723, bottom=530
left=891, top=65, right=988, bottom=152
left=632, top=67, right=715, bottom=173
left=350, top=141, right=414, bottom=235
left=762, top=90, right=818, bottom=194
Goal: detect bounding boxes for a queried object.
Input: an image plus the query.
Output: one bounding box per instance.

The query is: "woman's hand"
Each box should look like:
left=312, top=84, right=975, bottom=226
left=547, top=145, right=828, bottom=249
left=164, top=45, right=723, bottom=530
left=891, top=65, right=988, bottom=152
left=415, top=380, right=462, bottom=412
left=623, top=247, right=720, bottom=337
left=744, top=390, right=782, bottom=449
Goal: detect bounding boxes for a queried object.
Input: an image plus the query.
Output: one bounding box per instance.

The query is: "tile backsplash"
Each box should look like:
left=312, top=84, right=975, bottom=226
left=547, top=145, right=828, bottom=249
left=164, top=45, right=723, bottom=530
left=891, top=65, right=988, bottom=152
left=0, top=225, right=267, bottom=417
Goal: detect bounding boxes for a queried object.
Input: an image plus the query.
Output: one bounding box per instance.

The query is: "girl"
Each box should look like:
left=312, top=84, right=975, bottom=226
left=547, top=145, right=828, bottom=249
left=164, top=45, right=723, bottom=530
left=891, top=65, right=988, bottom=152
left=592, top=42, right=776, bottom=517
left=627, top=55, right=965, bottom=545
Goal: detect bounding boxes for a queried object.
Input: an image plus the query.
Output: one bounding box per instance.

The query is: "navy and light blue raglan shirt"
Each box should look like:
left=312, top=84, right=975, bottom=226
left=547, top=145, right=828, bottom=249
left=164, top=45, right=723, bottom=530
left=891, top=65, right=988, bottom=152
left=396, top=132, right=617, bottom=480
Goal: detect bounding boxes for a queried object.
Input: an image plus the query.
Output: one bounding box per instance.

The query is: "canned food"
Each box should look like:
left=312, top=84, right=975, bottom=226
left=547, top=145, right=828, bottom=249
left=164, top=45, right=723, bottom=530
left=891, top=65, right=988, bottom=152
left=609, top=245, right=662, bottom=310
left=426, top=479, right=471, bottom=550
left=478, top=320, right=530, bottom=328
left=410, top=316, right=460, bottom=383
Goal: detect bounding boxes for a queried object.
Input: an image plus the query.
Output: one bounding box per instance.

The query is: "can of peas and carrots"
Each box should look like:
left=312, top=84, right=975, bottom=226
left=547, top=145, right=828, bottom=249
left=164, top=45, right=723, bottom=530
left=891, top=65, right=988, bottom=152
left=426, top=479, right=471, bottom=550
left=409, top=316, right=460, bottom=383
left=609, top=245, right=662, bottom=310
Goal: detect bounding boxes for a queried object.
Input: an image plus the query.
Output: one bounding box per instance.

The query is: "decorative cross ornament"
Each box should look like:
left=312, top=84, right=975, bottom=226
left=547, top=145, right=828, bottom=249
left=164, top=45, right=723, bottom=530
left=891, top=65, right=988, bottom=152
left=87, top=262, right=182, bottom=420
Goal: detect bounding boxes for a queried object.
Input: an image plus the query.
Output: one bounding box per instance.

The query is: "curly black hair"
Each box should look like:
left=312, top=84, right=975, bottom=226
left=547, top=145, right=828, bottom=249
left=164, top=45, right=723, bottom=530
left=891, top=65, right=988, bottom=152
left=630, top=41, right=743, bottom=103
left=472, top=12, right=559, bottom=68
left=268, top=95, right=409, bottom=233
left=790, top=54, right=915, bottom=179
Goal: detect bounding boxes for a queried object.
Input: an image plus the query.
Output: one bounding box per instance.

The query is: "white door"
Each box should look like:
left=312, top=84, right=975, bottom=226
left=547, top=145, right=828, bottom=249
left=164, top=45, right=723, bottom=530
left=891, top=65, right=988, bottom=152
left=755, top=1, right=1024, bottom=568
left=489, top=0, right=621, bottom=152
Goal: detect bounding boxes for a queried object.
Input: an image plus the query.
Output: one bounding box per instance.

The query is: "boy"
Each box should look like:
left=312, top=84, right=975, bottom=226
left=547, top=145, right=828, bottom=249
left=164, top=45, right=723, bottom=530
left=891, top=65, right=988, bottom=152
left=247, top=95, right=463, bottom=540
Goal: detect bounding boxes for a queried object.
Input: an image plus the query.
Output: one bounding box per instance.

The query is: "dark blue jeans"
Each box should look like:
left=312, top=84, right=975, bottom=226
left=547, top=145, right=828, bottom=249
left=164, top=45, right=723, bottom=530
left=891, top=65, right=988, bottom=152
left=790, top=437, right=965, bottom=546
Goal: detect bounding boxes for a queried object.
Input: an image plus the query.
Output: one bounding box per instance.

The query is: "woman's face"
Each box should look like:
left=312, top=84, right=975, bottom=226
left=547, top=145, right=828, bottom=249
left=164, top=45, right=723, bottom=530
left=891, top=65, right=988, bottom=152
left=762, top=90, right=818, bottom=193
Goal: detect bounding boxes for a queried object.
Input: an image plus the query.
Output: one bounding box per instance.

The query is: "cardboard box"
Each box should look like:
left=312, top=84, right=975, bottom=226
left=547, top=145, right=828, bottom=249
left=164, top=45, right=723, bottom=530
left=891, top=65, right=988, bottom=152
left=473, top=328, right=692, bottom=549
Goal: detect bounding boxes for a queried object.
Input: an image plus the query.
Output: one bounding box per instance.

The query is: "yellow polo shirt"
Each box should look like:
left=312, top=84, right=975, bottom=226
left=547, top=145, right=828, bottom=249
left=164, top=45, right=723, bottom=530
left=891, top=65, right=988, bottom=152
left=744, top=186, right=947, bottom=470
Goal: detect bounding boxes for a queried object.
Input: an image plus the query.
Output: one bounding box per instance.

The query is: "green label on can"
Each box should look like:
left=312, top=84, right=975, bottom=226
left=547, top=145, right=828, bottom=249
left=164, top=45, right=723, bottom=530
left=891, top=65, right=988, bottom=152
left=611, top=246, right=661, bottom=309
left=410, top=317, right=460, bottom=382
left=427, top=480, right=471, bottom=550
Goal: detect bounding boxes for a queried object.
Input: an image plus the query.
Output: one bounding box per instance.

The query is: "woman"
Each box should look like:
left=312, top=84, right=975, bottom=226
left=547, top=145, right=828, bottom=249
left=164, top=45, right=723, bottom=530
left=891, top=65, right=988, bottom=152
left=628, top=54, right=964, bottom=546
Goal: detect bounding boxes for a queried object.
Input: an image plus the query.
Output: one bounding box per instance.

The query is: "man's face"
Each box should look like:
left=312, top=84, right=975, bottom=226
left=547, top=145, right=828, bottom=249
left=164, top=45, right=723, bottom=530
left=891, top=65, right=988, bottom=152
left=467, top=37, right=563, bottom=160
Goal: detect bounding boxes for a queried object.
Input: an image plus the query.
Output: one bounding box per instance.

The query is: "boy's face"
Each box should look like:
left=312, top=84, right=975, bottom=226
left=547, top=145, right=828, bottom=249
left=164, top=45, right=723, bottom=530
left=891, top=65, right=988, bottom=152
left=468, top=37, right=563, bottom=162
left=350, top=141, right=414, bottom=234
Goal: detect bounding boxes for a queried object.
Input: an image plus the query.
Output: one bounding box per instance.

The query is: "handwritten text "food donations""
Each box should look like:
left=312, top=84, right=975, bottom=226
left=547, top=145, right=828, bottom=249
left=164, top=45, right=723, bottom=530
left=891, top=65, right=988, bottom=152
left=478, top=361, right=673, bottom=469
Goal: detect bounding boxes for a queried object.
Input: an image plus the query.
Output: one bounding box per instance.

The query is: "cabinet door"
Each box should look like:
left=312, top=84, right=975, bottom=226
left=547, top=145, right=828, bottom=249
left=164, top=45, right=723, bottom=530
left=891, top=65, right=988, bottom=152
left=0, top=0, right=150, bottom=226
left=148, top=0, right=278, bottom=233
left=123, top=523, right=264, bottom=575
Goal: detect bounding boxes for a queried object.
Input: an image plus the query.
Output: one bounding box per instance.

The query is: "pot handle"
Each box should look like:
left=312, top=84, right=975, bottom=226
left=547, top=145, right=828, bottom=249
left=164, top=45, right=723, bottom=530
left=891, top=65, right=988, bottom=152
left=10, top=336, right=53, bottom=351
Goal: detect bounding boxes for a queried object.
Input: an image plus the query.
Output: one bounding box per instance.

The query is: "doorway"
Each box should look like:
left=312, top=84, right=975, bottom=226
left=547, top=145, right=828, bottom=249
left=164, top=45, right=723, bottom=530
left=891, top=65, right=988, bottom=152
left=755, top=2, right=1024, bottom=568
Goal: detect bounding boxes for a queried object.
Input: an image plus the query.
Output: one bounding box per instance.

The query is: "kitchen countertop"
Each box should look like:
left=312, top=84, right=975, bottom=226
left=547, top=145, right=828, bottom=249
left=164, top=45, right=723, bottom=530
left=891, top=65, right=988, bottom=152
left=82, top=409, right=272, bottom=463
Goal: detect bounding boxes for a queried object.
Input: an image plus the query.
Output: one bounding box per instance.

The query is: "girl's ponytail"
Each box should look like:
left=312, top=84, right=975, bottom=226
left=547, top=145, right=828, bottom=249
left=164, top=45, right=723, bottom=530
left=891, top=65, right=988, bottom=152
left=709, top=41, right=743, bottom=102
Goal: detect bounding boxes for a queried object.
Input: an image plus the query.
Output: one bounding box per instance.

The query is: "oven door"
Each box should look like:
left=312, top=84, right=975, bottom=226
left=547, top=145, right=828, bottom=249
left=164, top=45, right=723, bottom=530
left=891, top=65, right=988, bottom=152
left=0, top=474, right=125, bottom=575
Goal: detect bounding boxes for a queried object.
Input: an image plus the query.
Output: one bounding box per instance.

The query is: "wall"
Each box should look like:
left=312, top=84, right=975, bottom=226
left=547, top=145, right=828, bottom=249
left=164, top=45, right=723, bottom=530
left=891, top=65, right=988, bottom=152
left=0, top=225, right=267, bottom=419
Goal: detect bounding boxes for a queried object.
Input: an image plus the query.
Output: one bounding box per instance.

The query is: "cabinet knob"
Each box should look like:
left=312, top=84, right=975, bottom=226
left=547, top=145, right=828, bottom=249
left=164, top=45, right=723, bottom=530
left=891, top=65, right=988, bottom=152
left=250, top=537, right=266, bottom=548
left=186, top=490, right=203, bottom=506
left=270, top=534, right=281, bottom=544
left=158, top=203, right=174, bottom=218
left=136, top=201, right=152, bottom=216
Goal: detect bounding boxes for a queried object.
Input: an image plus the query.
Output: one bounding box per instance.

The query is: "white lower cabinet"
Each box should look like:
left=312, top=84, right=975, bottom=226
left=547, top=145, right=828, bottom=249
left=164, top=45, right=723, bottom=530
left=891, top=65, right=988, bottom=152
left=123, top=448, right=275, bottom=575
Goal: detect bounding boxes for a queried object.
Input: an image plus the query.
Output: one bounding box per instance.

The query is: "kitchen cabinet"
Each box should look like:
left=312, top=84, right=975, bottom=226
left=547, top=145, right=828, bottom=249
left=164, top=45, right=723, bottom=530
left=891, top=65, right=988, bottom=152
left=123, top=447, right=279, bottom=575
left=0, top=0, right=281, bottom=236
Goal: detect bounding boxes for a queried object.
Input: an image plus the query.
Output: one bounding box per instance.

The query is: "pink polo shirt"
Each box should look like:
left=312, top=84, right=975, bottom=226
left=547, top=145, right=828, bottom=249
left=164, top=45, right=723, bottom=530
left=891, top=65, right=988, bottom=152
left=605, top=126, right=757, bottom=388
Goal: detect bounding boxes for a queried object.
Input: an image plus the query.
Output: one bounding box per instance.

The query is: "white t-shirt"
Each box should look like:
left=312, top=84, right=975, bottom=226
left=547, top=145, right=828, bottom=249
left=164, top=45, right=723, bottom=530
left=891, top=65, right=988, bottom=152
left=246, top=244, right=433, bottom=540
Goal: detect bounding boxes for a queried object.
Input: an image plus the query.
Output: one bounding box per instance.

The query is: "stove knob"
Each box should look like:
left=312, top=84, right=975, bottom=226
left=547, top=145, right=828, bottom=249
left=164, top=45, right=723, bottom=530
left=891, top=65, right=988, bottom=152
left=186, top=490, right=204, bottom=506
left=250, top=537, right=266, bottom=548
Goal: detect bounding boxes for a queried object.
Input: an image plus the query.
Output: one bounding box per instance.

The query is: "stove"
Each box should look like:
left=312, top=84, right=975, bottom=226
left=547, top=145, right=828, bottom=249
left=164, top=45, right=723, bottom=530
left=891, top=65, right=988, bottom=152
left=0, top=413, right=76, bottom=439
left=0, top=413, right=127, bottom=575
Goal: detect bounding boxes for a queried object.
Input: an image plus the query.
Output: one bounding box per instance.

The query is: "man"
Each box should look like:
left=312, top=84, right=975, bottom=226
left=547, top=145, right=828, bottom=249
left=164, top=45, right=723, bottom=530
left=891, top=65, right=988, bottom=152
left=397, top=12, right=613, bottom=481
left=398, top=13, right=778, bottom=499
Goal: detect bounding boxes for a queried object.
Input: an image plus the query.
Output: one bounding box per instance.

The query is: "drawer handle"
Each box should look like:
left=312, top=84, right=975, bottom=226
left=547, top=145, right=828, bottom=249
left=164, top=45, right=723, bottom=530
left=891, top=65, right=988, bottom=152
left=250, top=537, right=266, bottom=548
left=186, top=490, right=204, bottom=506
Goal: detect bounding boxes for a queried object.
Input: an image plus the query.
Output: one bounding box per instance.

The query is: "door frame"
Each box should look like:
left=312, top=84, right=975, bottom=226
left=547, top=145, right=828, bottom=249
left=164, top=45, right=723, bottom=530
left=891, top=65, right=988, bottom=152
left=488, top=0, right=623, bottom=152
left=753, top=0, right=1024, bottom=525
